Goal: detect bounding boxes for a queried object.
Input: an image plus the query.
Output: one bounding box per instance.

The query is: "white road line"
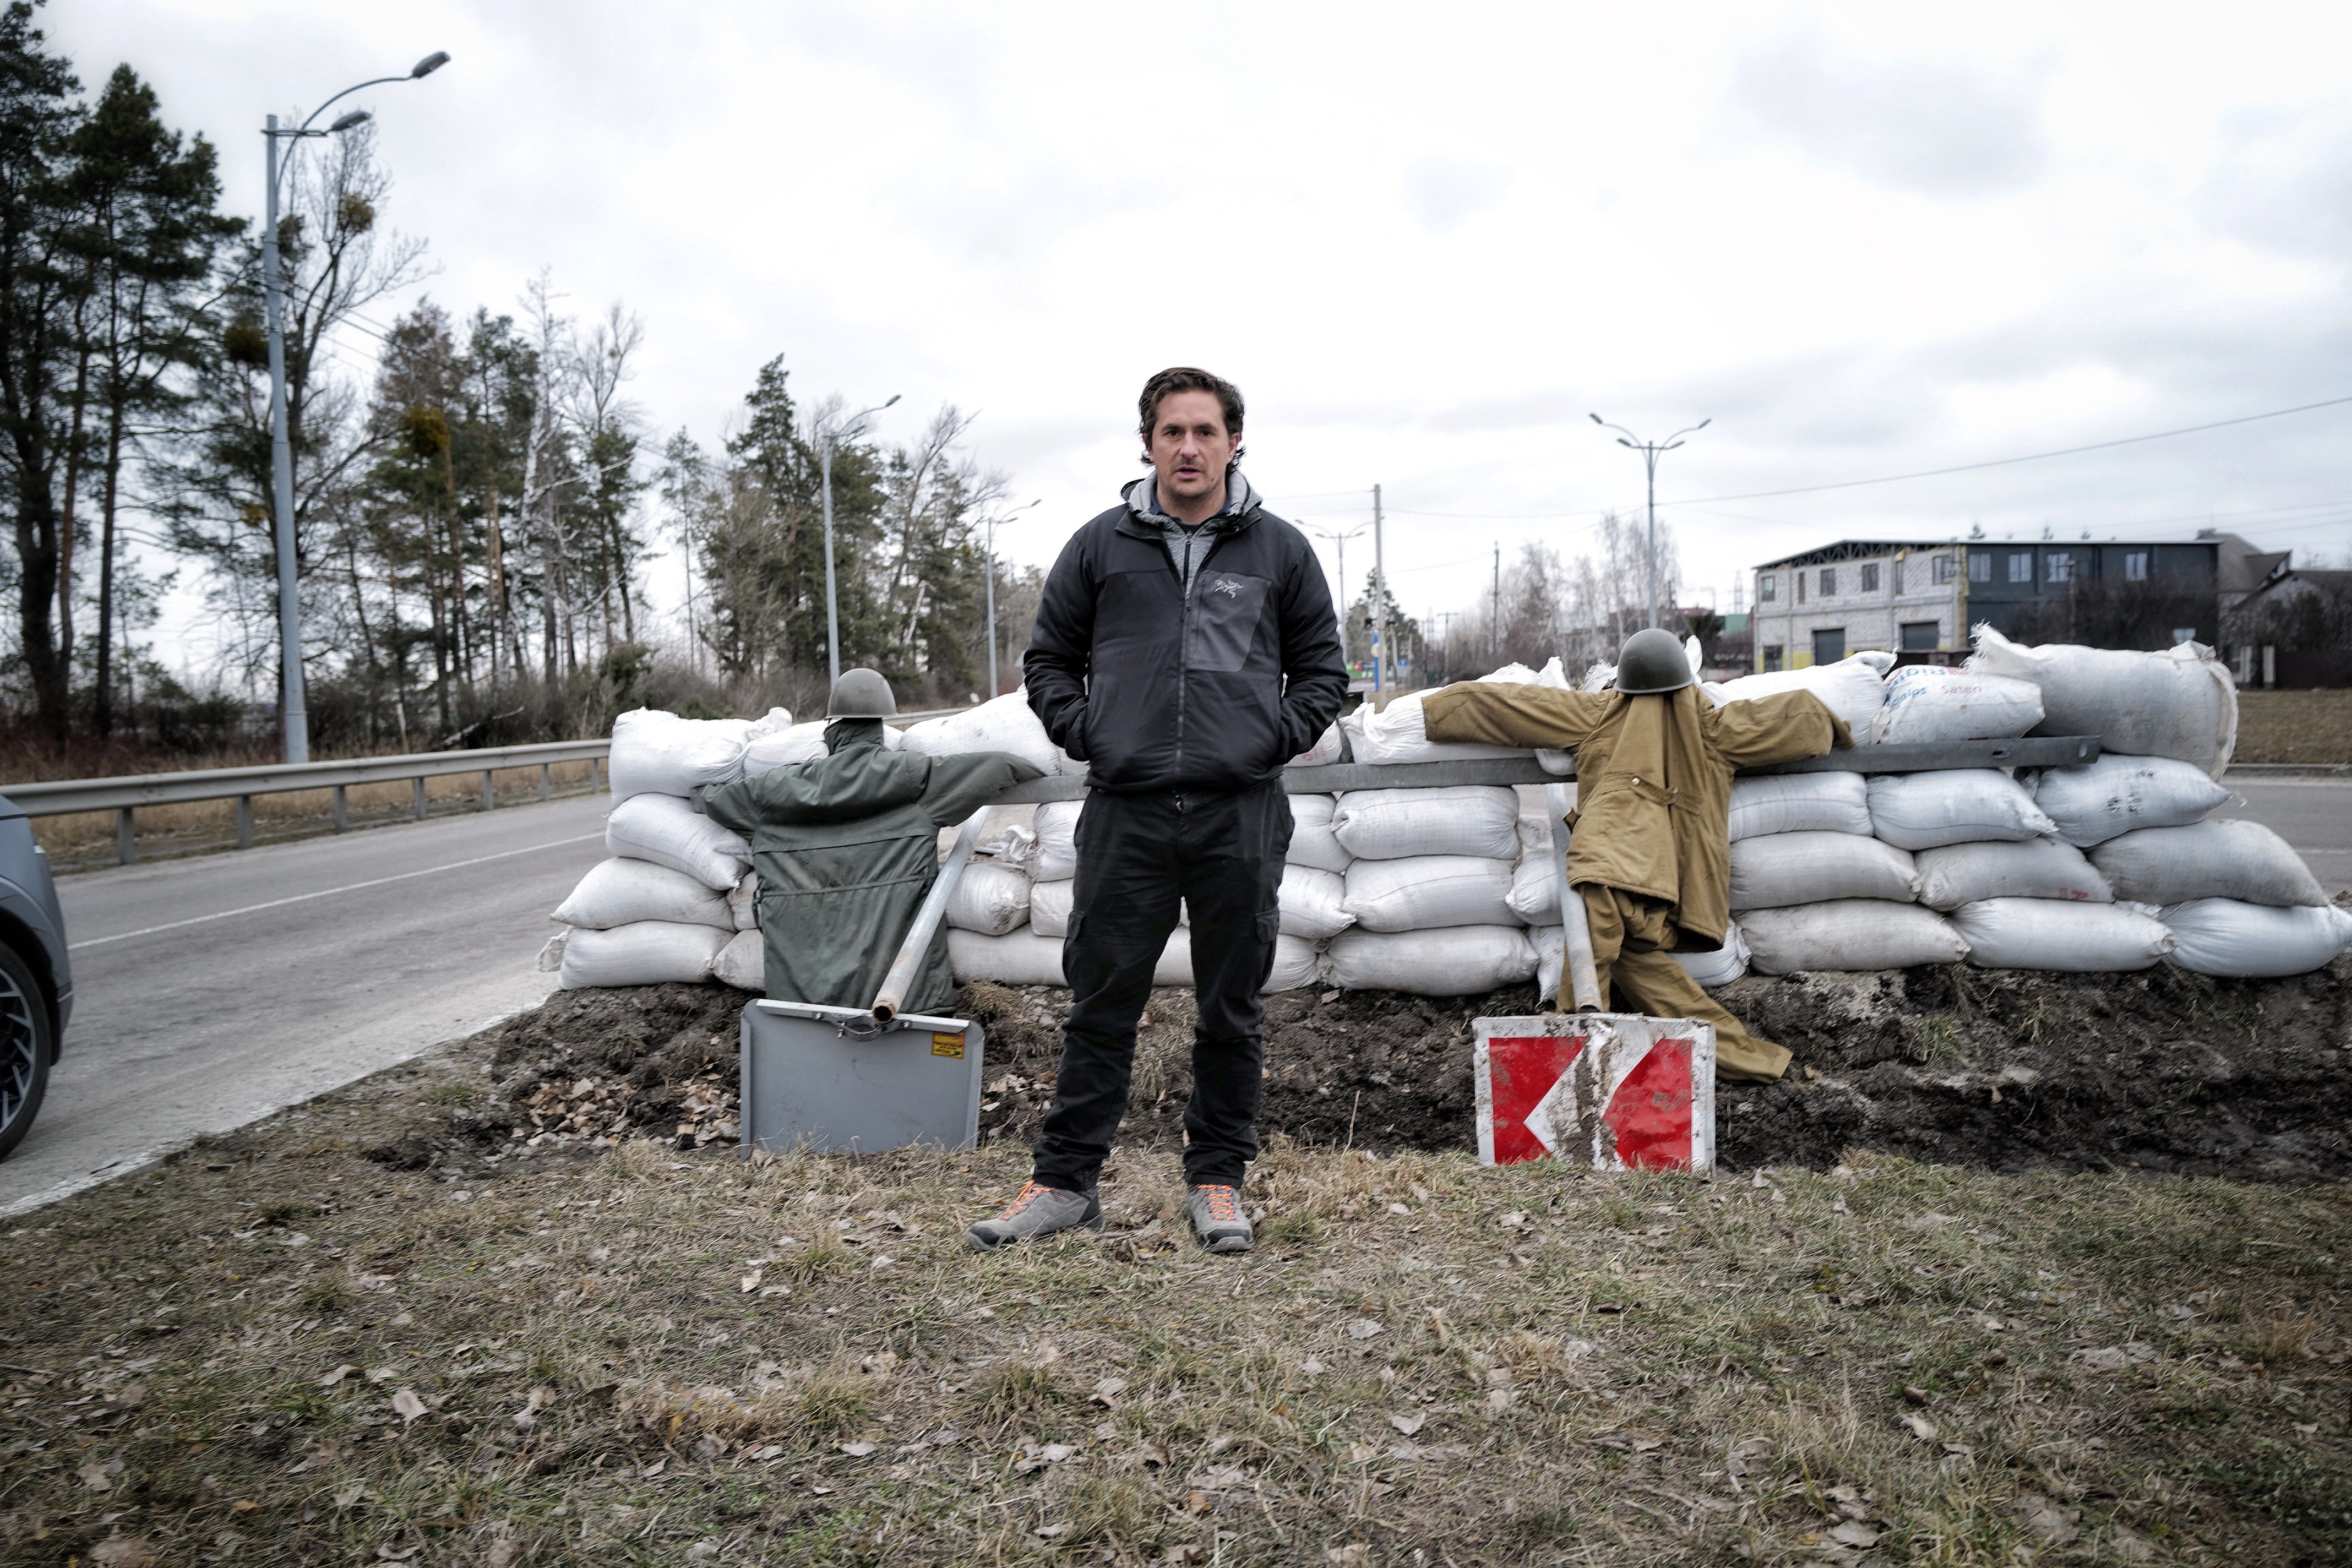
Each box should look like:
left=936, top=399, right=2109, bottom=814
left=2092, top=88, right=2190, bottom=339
left=68, top=833, right=605, bottom=951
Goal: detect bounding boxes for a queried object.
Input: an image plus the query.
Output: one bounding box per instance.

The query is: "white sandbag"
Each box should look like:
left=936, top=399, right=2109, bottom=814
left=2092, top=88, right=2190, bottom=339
left=1292, top=722, right=1345, bottom=766
left=897, top=690, right=1063, bottom=776
left=1730, top=831, right=1918, bottom=911
left=1948, top=899, right=2173, bottom=972
left=1279, top=864, right=1354, bottom=941
left=1870, top=666, right=2044, bottom=746
left=977, top=820, right=1039, bottom=874
left=2090, top=819, right=2329, bottom=908
left=1532, top=924, right=1565, bottom=1002
left=1342, top=855, right=1518, bottom=933
left=712, top=929, right=765, bottom=991
left=742, top=719, right=905, bottom=777
left=2029, top=754, right=2234, bottom=848
left=1673, top=919, right=1752, bottom=989
left=946, top=861, right=1033, bottom=935
left=1741, top=900, right=1970, bottom=974
left=1325, top=925, right=1537, bottom=995
left=608, top=709, right=753, bottom=799
left=1914, top=838, right=2112, bottom=911
left=1342, top=691, right=1526, bottom=765
left=606, top=792, right=753, bottom=890
left=1265, top=933, right=1325, bottom=994
left=1033, top=801, right=1082, bottom=882
left=558, top=920, right=729, bottom=989
left=536, top=929, right=567, bottom=972
left=728, top=872, right=760, bottom=930
left=1727, top=772, right=1873, bottom=841
left=2160, top=899, right=2352, bottom=978
left=1153, top=927, right=1193, bottom=988
left=1866, top=770, right=2057, bottom=851
left=1507, top=851, right=1560, bottom=924
left=1710, top=653, right=1891, bottom=739
left=1333, top=785, right=1521, bottom=861
left=1028, top=878, right=1075, bottom=938
left=948, top=928, right=1066, bottom=986
left=1969, top=624, right=2238, bottom=777
left=1287, top=793, right=1352, bottom=874
left=553, top=857, right=735, bottom=930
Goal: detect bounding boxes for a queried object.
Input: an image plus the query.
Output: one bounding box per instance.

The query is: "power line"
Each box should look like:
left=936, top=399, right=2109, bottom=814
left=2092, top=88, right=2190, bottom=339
left=1663, top=393, right=2352, bottom=506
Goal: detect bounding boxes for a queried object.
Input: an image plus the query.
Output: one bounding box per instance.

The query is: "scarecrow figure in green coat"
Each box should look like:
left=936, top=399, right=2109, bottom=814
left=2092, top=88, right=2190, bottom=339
left=704, top=669, right=1042, bottom=1015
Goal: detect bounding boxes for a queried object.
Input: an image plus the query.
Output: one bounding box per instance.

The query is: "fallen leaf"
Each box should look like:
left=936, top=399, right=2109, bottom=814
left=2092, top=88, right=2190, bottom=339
left=89, top=1534, right=159, bottom=1567
left=1828, top=1522, right=1881, bottom=1548
left=1387, top=1203, right=1411, bottom=1216
left=1327, top=1546, right=1374, bottom=1566
left=1091, top=1377, right=1128, bottom=1406
left=2076, top=1347, right=2130, bottom=1371
left=1300, top=1357, right=1326, bottom=1375
left=77, top=1459, right=119, bottom=1491
left=482, top=1542, right=521, bottom=1568
left=694, top=1433, right=728, bottom=1461
left=2111, top=1526, right=2155, bottom=1561
left=229, top=1500, right=259, bottom=1516
left=320, top=1364, right=361, bottom=1388
left=1389, top=1412, right=1426, bottom=1436
left=334, top=1484, right=368, bottom=1509
left=390, top=1388, right=426, bottom=1427
left=1039, top=1442, right=1076, bottom=1463
left=839, top=1440, right=877, bottom=1457
left=1035, top=1523, right=1069, bottom=1538
left=738, top=1270, right=763, bottom=1293
left=1485, top=1387, right=1517, bottom=1415
left=1344, top=1319, right=1385, bottom=1341
left=2017, top=1493, right=2081, bottom=1544
left=1899, top=1412, right=1938, bottom=1440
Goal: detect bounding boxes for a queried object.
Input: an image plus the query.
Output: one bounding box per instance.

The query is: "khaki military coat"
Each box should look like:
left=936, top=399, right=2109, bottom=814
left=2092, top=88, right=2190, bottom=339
left=1421, top=683, right=1852, bottom=950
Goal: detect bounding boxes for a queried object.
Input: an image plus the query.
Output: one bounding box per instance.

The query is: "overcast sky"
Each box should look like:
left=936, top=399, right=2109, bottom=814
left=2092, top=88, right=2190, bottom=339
left=47, top=0, right=2352, bottom=671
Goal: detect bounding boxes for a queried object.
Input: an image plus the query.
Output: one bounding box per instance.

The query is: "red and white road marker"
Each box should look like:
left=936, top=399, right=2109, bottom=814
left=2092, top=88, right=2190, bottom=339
left=1472, top=1013, right=1716, bottom=1174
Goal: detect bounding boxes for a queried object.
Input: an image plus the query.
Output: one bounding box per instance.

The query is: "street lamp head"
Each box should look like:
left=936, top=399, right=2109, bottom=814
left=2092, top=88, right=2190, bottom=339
left=1589, top=412, right=1604, bottom=425
left=411, top=51, right=451, bottom=78
left=1694, top=417, right=1712, bottom=431
left=883, top=394, right=901, bottom=409
left=329, top=110, right=372, bottom=133
left=1616, top=437, right=1634, bottom=449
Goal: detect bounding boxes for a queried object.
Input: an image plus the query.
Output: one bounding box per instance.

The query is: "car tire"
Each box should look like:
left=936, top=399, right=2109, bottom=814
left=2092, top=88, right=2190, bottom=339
left=0, top=940, right=53, bottom=1162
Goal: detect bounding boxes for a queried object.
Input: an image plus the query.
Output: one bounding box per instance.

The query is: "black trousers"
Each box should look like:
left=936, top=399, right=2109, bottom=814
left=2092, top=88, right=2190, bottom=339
left=1032, top=781, right=1289, bottom=1191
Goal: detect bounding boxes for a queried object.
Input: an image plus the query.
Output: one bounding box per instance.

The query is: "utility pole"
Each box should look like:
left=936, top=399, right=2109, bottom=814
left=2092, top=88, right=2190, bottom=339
left=1371, top=483, right=1386, bottom=696
left=1590, top=412, right=1710, bottom=630
left=1491, top=543, right=1501, bottom=666
left=1305, top=520, right=1369, bottom=672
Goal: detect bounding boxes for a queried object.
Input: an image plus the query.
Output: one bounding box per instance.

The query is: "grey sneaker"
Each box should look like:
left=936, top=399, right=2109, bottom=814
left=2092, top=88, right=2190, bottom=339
left=966, top=1181, right=1104, bottom=1251
left=1187, top=1184, right=1254, bottom=1254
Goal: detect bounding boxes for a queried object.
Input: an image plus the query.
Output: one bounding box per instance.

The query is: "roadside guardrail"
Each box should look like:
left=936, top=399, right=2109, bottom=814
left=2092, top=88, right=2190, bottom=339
left=0, top=706, right=982, bottom=866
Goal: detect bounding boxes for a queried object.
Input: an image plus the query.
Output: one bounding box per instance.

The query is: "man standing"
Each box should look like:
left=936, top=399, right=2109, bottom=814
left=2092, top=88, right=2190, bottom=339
left=968, top=368, right=1347, bottom=1254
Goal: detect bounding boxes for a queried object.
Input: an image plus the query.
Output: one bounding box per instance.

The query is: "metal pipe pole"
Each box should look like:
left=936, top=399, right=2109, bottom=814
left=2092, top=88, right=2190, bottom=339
left=1645, top=444, right=1659, bottom=631
left=983, top=518, right=997, bottom=697
left=820, top=430, right=840, bottom=688
left=262, top=117, right=309, bottom=764
left=1371, top=483, right=1386, bottom=696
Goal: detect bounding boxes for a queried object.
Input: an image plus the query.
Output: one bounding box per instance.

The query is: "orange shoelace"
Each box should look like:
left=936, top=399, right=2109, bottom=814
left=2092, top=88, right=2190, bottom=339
left=1195, top=1184, right=1243, bottom=1224
left=997, top=1180, right=1050, bottom=1219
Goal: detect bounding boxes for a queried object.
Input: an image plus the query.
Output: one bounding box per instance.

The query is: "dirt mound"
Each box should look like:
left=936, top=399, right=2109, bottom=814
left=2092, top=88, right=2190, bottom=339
left=448, top=956, right=2351, bottom=1182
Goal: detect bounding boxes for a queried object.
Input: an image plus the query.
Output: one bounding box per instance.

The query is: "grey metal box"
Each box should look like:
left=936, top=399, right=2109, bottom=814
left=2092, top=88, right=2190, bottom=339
left=739, top=1000, right=987, bottom=1155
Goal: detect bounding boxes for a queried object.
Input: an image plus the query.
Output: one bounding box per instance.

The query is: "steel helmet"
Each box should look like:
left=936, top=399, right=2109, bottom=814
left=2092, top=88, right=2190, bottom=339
left=1614, top=628, right=1694, bottom=695
left=826, top=667, right=898, bottom=718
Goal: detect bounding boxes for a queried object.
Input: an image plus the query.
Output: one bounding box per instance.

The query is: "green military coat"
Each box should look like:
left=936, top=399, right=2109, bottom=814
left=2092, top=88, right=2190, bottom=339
left=703, top=726, right=1041, bottom=1015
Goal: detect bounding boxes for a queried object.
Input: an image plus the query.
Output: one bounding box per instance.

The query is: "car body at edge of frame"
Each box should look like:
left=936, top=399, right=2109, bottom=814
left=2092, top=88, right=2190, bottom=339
left=0, top=790, right=71, bottom=1162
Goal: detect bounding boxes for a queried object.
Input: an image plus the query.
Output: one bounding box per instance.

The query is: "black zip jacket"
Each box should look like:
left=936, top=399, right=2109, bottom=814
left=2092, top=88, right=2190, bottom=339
left=1025, top=477, right=1348, bottom=794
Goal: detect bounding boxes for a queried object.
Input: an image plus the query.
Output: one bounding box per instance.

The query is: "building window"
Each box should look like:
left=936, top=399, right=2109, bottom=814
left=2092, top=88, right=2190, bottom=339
left=2125, top=551, right=2148, bottom=582
left=2008, top=552, right=2033, bottom=584
left=1795, top=571, right=1806, bottom=605
left=1860, top=562, right=1880, bottom=592
left=1758, top=573, right=1776, bottom=602
left=1933, top=554, right=1955, bottom=585
left=2048, top=552, right=2072, bottom=584
left=1812, top=628, right=1846, bottom=665
left=1891, top=557, right=1905, bottom=595
left=1969, top=552, right=1991, bottom=583
left=1820, top=568, right=1837, bottom=596
left=1901, top=620, right=1940, bottom=651
left=1762, top=644, right=1784, bottom=672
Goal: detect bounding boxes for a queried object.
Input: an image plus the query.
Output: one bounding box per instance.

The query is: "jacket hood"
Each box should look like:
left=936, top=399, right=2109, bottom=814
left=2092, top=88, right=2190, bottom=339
left=824, top=717, right=888, bottom=755
left=1121, top=471, right=1260, bottom=531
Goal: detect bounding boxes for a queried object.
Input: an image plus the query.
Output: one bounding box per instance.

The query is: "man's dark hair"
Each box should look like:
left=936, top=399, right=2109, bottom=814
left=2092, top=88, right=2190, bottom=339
left=1138, top=367, right=1245, bottom=467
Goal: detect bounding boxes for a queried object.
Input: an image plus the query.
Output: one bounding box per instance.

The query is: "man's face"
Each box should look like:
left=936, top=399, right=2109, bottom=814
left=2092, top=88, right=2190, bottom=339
left=1147, top=389, right=1236, bottom=504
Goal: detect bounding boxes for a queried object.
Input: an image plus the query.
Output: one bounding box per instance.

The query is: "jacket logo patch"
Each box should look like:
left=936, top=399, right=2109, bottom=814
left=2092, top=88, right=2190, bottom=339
left=1210, top=578, right=1242, bottom=597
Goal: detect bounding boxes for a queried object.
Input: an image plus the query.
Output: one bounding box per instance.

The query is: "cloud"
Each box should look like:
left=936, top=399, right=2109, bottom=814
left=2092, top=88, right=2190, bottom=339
left=1733, top=32, right=2052, bottom=198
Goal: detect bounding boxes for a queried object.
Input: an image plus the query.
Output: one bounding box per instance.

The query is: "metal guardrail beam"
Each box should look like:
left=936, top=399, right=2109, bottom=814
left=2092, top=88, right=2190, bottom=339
left=989, top=736, right=2104, bottom=804
left=2, top=738, right=614, bottom=867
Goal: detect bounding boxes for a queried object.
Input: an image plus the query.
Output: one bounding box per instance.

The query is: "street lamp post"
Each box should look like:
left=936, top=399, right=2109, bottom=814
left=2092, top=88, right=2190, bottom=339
left=982, top=498, right=1042, bottom=698
left=1589, top=412, right=1709, bottom=631
left=819, top=395, right=899, bottom=688
left=263, top=50, right=449, bottom=764
left=1305, top=520, right=1369, bottom=673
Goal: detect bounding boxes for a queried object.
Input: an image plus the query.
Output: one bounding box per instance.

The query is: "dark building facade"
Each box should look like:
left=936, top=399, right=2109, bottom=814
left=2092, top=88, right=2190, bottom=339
left=1962, top=538, right=2218, bottom=650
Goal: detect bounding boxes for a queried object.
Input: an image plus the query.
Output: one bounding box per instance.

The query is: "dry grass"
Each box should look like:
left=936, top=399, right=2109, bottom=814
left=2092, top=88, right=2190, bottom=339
left=0, top=1040, right=2346, bottom=1567
left=2234, top=688, right=2352, bottom=764
left=28, top=759, right=603, bottom=870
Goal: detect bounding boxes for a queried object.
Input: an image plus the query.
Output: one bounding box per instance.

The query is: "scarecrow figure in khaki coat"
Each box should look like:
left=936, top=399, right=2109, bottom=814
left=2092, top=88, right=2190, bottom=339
left=1422, top=629, right=1853, bottom=1081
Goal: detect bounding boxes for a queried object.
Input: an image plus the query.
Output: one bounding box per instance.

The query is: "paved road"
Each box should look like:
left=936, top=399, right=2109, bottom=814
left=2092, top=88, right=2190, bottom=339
left=2217, top=777, right=2352, bottom=898
left=0, top=795, right=609, bottom=1215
